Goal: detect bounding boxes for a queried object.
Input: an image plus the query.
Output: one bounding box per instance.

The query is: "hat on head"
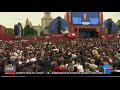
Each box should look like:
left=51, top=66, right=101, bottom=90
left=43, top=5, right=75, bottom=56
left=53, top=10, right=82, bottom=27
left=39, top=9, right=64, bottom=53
left=102, top=56, right=109, bottom=62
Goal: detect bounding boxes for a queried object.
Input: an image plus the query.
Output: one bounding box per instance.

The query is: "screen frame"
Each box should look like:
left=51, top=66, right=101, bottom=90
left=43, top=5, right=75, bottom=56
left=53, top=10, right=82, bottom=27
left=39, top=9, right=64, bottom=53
left=71, top=12, right=100, bottom=26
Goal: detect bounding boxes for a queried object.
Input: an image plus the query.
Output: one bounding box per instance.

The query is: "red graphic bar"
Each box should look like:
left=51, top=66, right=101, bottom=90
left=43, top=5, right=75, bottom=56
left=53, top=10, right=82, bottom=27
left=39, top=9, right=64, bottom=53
left=106, top=68, right=112, bottom=70
left=5, top=72, right=16, bottom=75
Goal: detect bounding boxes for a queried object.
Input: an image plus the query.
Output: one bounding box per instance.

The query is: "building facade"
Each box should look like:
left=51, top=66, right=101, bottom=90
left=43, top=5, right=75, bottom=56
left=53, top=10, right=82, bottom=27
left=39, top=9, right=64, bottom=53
left=25, top=18, right=42, bottom=36
left=24, top=12, right=54, bottom=36
left=41, top=12, right=54, bottom=29
left=33, top=25, right=42, bottom=36
left=25, top=18, right=32, bottom=27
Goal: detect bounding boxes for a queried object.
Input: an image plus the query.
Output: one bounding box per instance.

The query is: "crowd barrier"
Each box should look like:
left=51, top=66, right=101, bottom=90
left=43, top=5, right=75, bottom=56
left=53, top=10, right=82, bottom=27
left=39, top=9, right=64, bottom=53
left=0, top=34, right=15, bottom=40
left=0, top=33, right=120, bottom=41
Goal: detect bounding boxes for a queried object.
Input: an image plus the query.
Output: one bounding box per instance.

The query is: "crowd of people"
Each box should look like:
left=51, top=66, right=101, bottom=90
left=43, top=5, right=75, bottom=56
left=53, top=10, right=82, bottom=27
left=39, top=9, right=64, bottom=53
left=0, top=37, right=120, bottom=73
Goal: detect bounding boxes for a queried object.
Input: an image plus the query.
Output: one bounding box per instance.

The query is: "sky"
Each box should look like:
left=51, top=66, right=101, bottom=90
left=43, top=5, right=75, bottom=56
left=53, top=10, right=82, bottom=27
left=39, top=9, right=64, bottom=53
left=0, top=12, right=120, bottom=28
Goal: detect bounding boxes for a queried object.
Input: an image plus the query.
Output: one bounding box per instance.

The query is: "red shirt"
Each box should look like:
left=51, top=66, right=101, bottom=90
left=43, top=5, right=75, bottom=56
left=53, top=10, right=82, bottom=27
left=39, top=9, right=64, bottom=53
left=53, top=66, right=62, bottom=72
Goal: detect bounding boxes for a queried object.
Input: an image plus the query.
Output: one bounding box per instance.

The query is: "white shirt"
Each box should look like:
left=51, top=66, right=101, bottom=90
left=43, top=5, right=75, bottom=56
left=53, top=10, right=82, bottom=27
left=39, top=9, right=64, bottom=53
left=71, top=54, right=77, bottom=58
left=90, top=64, right=98, bottom=71
left=17, top=50, right=20, bottom=54
left=30, top=58, right=36, bottom=62
left=19, top=61, right=22, bottom=65
left=27, top=60, right=30, bottom=63
left=10, top=56, right=17, bottom=60
left=13, top=52, right=18, bottom=57
left=65, top=64, right=68, bottom=68
left=74, top=64, right=84, bottom=72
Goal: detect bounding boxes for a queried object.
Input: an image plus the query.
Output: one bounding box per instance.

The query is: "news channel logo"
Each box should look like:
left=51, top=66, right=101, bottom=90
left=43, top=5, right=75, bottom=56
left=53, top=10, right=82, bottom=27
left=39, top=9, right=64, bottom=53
left=102, top=64, right=112, bottom=74
left=4, top=66, right=16, bottom=72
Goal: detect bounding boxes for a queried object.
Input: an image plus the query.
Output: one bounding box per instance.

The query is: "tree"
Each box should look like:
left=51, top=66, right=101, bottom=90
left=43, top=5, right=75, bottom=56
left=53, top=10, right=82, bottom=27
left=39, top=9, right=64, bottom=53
left=117, top=20, right=120, bottom=28
left=23, top=25, right=38, bottom=37
left=44, top=29, right=49, bottom=33
left=30, top=27, right=38, bottom=36
left=5, top=28, right=14, bottom=35
left=24, top=25, right=31, bottom=36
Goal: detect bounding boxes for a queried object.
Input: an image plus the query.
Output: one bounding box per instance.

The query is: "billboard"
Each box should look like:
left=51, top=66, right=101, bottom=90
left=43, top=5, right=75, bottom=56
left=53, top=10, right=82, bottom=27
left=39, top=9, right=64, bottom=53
left=71, top=12, right=100, bottom=25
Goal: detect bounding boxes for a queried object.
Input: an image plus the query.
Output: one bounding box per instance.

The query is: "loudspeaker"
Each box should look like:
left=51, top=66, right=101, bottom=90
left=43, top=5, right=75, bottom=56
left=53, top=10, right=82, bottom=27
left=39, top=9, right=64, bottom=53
left=108, top=21, right=112, bottom=34
left=14, top=24, right=18, bottom=36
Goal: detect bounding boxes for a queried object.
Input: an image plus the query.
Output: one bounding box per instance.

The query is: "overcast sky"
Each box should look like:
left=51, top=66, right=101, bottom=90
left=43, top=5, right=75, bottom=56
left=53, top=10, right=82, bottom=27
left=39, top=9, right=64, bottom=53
left=0, top=12, right=119, bottom=28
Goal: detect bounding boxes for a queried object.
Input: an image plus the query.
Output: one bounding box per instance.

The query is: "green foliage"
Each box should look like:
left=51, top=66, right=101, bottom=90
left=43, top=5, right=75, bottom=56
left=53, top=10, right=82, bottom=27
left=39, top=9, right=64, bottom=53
left=23, top=25, right=38, bottom=37
left=117, top=20, right=120, bottom=28
left=31, top=27, right=38, bottom=35
left=65, top=26, right=69, bottom=30
left=5, top=28, right=14, bottom=34
left=23, top=25, right=30, bottom=36
left=43, top=29, right=49, bottom=33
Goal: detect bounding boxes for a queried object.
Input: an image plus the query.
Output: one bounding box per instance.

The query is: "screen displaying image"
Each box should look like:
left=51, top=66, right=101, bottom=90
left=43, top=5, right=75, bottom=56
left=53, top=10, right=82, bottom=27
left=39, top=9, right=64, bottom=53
left=72, top=12, right=100, bottom=25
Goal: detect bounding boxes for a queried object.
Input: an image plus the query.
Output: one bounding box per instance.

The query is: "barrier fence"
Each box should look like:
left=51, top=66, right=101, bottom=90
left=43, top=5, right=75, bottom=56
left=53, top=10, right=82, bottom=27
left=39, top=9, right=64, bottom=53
left=0, top=34, right=120, bottom=41
left=0, top=34, right=15, bottom=40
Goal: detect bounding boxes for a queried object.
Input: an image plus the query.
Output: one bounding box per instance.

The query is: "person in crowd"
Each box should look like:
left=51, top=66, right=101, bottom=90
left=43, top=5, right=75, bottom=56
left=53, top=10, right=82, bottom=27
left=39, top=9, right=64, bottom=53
left=74, top=60, right=84, bottom=72
left=90, top=59, right=98, bottom=72
left=84, top=64, right=91, bottom=72
left=0, top=37, right=120, bottom=73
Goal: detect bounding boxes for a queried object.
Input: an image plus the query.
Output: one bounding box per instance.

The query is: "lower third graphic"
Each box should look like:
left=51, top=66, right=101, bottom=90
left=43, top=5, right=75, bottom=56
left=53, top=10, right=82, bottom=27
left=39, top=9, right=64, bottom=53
left=4, top=66, right=16, bottom=75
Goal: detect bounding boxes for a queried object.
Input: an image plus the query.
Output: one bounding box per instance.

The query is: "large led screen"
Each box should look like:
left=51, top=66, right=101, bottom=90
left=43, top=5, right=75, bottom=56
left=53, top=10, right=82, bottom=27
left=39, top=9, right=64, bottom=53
left=72, top=12, right=100, bottom=25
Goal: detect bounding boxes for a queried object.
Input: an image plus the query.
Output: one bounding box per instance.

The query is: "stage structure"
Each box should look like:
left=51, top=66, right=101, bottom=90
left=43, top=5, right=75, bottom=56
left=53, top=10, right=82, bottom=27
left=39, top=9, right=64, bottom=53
left=103, top=18, right=120, bottom=34
left=64, top=12, right=103, bottom=38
